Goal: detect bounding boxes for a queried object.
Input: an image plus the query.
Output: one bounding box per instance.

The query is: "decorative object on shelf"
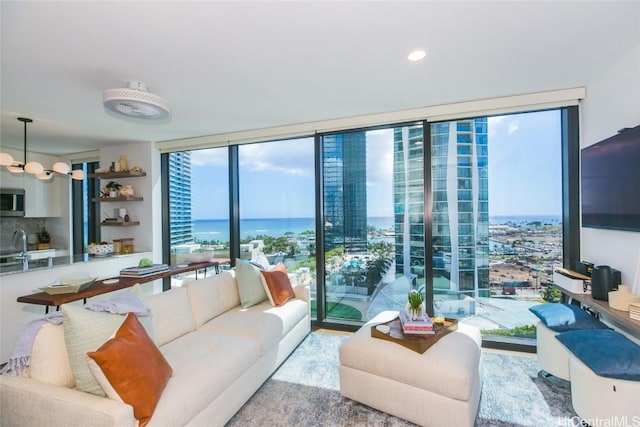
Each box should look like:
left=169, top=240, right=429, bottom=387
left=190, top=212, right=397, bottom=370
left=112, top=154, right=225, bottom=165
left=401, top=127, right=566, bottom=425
left=103, top=81, right=171, bottom=120
left=88, top=242, right=114, bottom=257
left=113, top=237, right=134, bottom=253
left=119, top=184, right=134, bottom=197
left=36, top=228, right=51, bottom=250
left=608, top=285, right=640, bottom=311
left=130, top=166, right=143, bottom=174
left=119, top=155, right=128, bottom=172
left=40, top=277, right=97, bottom=295
left=104, top=181, right=122, bottom=197
left=0, top=118, right=84, bottom=180
left=405, top=289, right=425, bottom=321
left=182, top=250, right=214, bottom=264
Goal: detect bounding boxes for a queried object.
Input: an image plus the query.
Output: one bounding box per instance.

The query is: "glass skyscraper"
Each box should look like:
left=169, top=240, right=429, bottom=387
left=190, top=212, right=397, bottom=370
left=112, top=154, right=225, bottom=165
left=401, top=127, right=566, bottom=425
left=393, top=125, right=425, bottom=279
left=394, top=120, right=489, bottom=313
left=322, top=132, right=368, bottom=253
left=168, top=152, right=194, bottom=246
left=431, top=119, right=489, bottom=307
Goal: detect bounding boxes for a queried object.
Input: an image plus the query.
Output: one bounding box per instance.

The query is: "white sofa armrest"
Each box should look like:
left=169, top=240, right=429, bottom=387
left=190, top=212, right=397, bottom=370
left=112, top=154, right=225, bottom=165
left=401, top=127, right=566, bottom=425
left=0, top=375, right=136, bottom=427
left=293, top=284, right=310, bottom=303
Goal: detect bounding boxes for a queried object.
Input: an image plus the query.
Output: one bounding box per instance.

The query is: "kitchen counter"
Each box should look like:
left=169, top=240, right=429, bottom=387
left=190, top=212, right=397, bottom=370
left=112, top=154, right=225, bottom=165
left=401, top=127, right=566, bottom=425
left=0, top=250, right=148, bottom=275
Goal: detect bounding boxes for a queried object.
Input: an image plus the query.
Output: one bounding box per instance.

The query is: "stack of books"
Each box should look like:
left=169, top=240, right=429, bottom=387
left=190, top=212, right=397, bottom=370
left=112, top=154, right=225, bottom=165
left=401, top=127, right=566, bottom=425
left=629, top=302, right=640, bottom=321
left=399, top=310, right=435, bottom=335
left=120, top=264, right=170, bottom=278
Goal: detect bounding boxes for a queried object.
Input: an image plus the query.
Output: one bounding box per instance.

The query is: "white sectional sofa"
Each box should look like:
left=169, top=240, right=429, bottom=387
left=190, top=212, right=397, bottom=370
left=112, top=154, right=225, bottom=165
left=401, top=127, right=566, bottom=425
left=0, top=269, right=311, bottom=427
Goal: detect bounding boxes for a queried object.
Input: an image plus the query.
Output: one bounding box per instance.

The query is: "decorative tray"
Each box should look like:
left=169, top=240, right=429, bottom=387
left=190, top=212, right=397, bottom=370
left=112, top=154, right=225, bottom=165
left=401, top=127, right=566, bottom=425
left=40, top=277, right=97, bottom=295
left=371, top=316, right=458, bottom=353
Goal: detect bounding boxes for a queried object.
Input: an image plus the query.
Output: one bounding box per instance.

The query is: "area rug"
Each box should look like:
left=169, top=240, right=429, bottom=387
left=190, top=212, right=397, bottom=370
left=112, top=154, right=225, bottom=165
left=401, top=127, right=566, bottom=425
left=226, top=332, right=576, bottom=427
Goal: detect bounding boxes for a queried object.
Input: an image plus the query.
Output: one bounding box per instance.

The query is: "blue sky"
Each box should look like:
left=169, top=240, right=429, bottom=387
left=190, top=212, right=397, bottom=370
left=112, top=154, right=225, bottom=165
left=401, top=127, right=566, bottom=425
left=190, top=110, right=562, bottom=220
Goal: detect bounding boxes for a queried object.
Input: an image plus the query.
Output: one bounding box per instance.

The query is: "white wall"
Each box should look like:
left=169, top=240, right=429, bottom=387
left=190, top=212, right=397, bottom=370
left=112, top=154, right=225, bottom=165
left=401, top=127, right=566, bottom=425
left=580, top=42, right=640, bottom=294
left=98, top=141, right=163, bottom=260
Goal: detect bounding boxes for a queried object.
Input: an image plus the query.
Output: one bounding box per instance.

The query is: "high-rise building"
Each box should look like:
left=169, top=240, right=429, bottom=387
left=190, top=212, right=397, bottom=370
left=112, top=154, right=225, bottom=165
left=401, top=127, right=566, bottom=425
left=394, top=120, right=489, bottom=312
left=322, top=132, right=368, bottom=253
left=393, top=125, right=425, bottom=279
left=168, top=152, right=194, bottom=246
left=431, top=119, right=489, bottom=303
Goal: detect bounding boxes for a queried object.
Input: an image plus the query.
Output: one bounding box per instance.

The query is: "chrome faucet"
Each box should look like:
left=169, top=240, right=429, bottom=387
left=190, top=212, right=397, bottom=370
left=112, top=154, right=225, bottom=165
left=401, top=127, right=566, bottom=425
left=13, top=228, right=29, bottom=271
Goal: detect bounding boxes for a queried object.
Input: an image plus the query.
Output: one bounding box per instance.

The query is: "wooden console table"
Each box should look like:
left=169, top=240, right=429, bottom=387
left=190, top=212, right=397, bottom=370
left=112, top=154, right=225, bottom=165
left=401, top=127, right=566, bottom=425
left=17, top=258, right=231, bottom=313
left=559, top=287, right=640, bottom=340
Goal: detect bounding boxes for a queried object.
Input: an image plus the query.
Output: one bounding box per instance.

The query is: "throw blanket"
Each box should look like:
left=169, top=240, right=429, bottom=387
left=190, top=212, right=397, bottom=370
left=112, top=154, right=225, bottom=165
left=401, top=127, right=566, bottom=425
left=1, top=291, right=150, bottom=376
left=0, top=312, right=63, bottom=376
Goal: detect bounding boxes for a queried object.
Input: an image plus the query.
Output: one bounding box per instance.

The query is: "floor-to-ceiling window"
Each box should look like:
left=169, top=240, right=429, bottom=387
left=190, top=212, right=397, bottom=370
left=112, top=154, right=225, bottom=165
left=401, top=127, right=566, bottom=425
left=319, top=124, right=424, bottom=323
left=161, top=104, right=578, bottom=346
left=165, top=148, right=229, bottom=285
left=238, top=138, right=316, bottom=292
left=430, top=110, right=564, bottom=341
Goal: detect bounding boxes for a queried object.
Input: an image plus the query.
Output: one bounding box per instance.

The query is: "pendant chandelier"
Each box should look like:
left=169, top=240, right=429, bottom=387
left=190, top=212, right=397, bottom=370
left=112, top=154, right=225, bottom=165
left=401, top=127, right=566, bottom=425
left=0, top=117, right=84, bottom=180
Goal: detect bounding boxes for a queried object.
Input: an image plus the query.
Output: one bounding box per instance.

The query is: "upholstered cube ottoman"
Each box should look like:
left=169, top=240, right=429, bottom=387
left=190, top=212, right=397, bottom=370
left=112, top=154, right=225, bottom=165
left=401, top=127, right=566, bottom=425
left=339, top=311, right=482, bottom=427
left=529, top=303, right=609, bottom=381
left=556, top=329, right=640, bottom=422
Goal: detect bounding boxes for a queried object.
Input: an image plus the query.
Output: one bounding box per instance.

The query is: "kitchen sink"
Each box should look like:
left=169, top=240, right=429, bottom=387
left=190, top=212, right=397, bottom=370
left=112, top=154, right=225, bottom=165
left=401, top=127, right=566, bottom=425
left=0, top=249, right=57, bottom=272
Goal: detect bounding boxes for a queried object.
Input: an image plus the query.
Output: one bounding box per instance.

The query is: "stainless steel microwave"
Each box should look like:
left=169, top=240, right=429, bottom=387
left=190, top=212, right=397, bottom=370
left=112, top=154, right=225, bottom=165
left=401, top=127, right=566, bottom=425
left=0, top=188, right=25, bottom=217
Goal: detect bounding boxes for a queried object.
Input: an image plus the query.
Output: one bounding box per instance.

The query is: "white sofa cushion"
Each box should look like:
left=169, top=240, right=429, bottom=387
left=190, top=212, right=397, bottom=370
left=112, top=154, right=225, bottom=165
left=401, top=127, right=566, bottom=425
left=29, top=322, right=75, bottom=388
left=61, top=304, right=128, bottom=396
left=149, top=331, right=259, bottom=426
left=235, top=259, right=269, bottom=308
left=184, top=271, right=240, bottom=328
left=143, top=287, right=196, bottom=346
left=198, top=298, right=309, bottom=356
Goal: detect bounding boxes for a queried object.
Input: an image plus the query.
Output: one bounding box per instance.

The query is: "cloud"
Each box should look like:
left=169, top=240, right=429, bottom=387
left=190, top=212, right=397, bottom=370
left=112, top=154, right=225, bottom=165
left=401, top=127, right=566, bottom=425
left=489, top=115, right=519, bottom=137
left=239, top=138, right=314, bottom=177
left=191, top=148, right=227, bottom=167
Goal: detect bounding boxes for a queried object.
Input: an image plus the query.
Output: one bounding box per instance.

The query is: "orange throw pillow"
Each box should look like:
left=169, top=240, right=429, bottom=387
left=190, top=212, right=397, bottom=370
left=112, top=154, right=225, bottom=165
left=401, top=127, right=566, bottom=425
left=86, top=313, right=172, bottom=427
left=261, top=262, right=295, bottom=306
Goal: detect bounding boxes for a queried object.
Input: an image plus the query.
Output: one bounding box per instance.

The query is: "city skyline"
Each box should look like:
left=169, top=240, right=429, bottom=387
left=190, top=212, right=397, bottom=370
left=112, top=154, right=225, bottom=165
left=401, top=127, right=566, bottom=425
left=189, top=110, right=562, bottom=220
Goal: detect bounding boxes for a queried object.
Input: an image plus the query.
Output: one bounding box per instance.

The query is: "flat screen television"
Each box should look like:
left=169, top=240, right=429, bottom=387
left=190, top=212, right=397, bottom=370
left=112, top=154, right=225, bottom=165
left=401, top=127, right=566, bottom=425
left=581, top=124, right=640, bottom=232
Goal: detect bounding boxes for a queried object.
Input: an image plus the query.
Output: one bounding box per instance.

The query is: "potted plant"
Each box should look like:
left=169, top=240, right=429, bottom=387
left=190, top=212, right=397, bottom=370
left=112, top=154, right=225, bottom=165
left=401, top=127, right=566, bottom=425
left=105, top=181, right=122, bottom=197
left=37, top=228, right=51, bottom=249
left=406, top=289, right=425, bottom=321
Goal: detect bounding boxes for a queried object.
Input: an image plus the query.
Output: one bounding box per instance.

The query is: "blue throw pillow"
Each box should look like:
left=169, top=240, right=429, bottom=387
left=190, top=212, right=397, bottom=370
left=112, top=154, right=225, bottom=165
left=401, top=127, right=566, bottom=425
left=529, top=303, right=608, bottom=332
left=556, top=329, right=640, bottom=381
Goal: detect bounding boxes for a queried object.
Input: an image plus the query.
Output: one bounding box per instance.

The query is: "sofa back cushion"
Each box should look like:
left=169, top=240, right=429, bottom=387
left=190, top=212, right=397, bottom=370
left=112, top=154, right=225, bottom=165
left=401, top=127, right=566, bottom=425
left=62, top=304, right=129, bottom=396
left=184, top=271, right=240, bottom=328
left=142, top=287, right=196, bottom=346
left=235, top=259, right=269, bottom=308
left=29, top=322, right=75, bottom=388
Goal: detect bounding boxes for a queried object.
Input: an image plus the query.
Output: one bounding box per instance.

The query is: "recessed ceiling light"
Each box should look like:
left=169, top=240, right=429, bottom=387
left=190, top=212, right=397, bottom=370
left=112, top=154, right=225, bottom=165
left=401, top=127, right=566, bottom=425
left=408, top=50, right=426, bottom=61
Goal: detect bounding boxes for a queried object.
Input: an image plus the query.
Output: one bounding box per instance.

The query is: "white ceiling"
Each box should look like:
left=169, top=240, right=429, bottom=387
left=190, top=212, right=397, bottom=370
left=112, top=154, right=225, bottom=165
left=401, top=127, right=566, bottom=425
left=1, top=1, right=638, bottom=156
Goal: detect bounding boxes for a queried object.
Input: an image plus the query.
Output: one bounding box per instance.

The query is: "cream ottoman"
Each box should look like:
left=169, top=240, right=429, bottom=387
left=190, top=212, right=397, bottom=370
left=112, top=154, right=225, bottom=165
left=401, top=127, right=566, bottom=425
left=339, top=311, right=482, bottom=427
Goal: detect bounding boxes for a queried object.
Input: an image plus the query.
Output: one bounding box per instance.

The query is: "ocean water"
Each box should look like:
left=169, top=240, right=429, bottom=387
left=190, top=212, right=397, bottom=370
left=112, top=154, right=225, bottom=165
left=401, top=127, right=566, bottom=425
left=192, top=215, right=560, bottom=243
left=193, top=217, right=394, bottom=242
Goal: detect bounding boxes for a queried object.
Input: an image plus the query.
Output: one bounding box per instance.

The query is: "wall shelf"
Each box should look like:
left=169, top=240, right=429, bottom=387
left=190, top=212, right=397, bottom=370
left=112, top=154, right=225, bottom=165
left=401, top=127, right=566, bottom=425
left=92, top=197, right=143, bottom=202
left=88, top=171, right=146, bottom=179
left=100, top=221, right=140, bottom=227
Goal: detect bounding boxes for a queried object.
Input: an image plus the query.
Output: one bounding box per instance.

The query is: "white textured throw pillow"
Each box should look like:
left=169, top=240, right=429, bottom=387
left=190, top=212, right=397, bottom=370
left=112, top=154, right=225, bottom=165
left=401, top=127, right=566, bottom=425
left=61, top=304, right=128, bottom=396
left=235, top=258, right=268, bottom=308
left=29, top=322, right=75, bottom=388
